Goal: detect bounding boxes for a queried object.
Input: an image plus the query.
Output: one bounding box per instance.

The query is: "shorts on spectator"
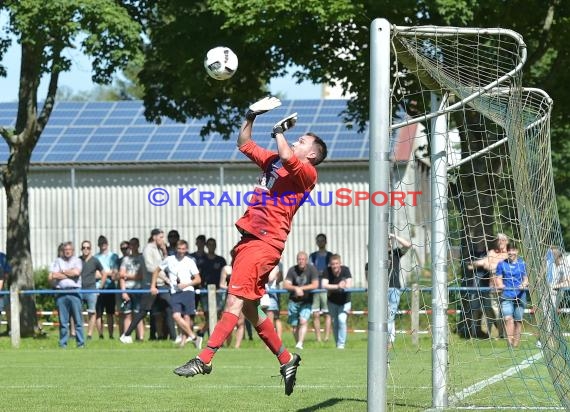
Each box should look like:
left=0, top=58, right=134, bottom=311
left=500, top=296, right=526, bottom=321
left=266, top=293, right=280, bottom=313
left=82, top=292, right=98, bottom=314
left=120, top=293, right=141, bottom=314
left=287, top=300, right=312, bottom=326
left=171, top=291, right=196, bottom=316
left=311, top=291, right=329, bottom=314
left=96, top=293, right=116, bottom=316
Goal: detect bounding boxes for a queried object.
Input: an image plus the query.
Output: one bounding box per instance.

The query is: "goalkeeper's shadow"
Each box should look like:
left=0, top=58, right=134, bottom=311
left=296, top=397, right=366, bottom=412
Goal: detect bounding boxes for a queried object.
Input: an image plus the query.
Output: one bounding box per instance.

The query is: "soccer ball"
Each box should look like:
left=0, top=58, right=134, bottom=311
left=204, top=46, right=238, bottom=81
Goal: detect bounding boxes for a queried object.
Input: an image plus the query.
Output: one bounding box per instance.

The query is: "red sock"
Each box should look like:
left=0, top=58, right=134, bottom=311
left=198, top=312, right=239, bottom=364
left=255, top=317, right=291, bottom=365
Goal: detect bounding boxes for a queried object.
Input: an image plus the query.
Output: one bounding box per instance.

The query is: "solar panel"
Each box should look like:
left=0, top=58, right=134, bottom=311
left=138, top=151, right=171, bottom=161
left=106, top=152, right=139, bottom=162
left=0, top=100, right=369, bottom=164
left=145, top=142, right=176, bottom=152
left=201, top=150, right=234, bottom=161
left=102, top=117, right=134, bottom=126
left=56, top=102, right=85, bottom=110
left=50, top=143, right=83, bottom=153
left=118, top=135, right=148, bottom=144
left=332, top=149, right=362, bottom=159
left=74, top=152, right=109, bottom=162
left=114, top=143, right=142, bottom=152
left=43, top=152, right=76, bottom=162
left=169, top=150, right=203, bottom=161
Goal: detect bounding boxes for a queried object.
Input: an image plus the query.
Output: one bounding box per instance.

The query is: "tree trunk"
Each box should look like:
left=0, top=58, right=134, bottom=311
left=2, top=148, right=37, bottom=337
left=454, top=110, right=504, bottom=255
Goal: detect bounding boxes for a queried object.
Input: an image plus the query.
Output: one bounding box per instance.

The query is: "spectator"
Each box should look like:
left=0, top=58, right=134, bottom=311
left=190, top=234, right=207, bottom=269
left=198, top=237, right=227, bottom=336
left=190, top=234, right=207, bottom=321
left=219, top=263, right=247, bottom=348
left=48, top=241, right=84, bottom=348
left=120, top=228, right=174, bottom=343
left=147, top=228, right=176, bottom=340
left=469, top=233, right=509, bottom=339
left=386, top=233, right=411, bottom=349
left=94, top=235, right=119, bottom=339
left=550, top=247, right=570, bottom=308
left=309, top=233, right=333, bottom=343
left=495, top=244, right=528, bottom=348
left=0, top=251, right=11, bottom=333
left=152, top=239, right=202, bottom=348
left=119, top=238, right=145, bottom=340
left=323, top=254, right=352, bottom=349
left=264, top=263, right=283, bottom=340
left=116, top=240, right=131, bottom=337
left=284, top=251, right=319, bottom=350
left=79, top=240, right=103, bottom=340
left=365, top=234, right=411, bottom=348
left=167, top=230, right=181, bottom=256
left=457, top=240, right=493, bottom=339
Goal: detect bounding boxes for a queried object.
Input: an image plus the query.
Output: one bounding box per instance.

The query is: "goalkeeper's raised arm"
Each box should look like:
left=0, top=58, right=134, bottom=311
left=238, top=96, right=282, bottom=147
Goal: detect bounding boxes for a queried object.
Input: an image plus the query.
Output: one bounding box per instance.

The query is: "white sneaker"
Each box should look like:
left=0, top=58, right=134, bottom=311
left=193, top=336, right=203, bottom=350
left=337, top=345, right=345, bottom=349
left=119, top=334, right=133, bottom=344
left=295, top=342, right=303, bottom=350
left=174, top=335, right=182, bottom=344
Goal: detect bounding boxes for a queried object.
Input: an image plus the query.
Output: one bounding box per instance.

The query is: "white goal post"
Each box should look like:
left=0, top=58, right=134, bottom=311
left=369, top=18, right=567, bottom=411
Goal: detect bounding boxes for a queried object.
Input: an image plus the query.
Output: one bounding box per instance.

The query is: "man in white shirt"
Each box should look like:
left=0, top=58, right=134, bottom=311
left=49, top=241, right=84, bottom=348
left=152, top=239, right=203, bottom=348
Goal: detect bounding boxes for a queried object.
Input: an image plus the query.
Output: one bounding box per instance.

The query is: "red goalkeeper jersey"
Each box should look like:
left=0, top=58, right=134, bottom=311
left=235, top=139, right=317, bottom=251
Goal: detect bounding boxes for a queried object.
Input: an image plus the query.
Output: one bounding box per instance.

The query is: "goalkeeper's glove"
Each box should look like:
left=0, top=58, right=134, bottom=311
left=245, top=96, right=282, bottom=121
left=271, top=113, right=298, bottom=138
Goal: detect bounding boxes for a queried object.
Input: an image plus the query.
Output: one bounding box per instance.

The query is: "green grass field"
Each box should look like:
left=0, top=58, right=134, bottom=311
left=0, top=328, right=562, bottom=411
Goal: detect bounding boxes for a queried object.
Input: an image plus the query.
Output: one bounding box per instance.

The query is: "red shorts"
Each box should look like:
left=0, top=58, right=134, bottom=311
left=228, top=237, right=282, bottom=300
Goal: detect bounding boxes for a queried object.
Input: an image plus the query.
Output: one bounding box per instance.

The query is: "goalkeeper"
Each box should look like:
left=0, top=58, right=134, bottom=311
left=174, top=96, right=327, bottom=396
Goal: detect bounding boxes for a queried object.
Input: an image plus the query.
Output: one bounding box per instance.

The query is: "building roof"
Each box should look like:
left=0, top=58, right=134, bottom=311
left=392, top=123, right=418, bottom=162
left=0, top=99, right=370, bottom=165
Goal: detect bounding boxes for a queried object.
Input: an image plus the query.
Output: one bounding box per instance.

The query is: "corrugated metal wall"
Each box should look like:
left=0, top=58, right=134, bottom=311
left=10, top=163, right=373, bottom=286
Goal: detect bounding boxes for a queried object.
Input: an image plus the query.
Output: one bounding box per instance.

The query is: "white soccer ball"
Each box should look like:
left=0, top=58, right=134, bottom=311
left=204, top=46, right=238, bottom=81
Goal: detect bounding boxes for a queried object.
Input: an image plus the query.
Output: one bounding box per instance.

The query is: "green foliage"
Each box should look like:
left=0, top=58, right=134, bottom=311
left=1, top=1, right=143, bottom=85
left=33, top=268, right=53, bottom=312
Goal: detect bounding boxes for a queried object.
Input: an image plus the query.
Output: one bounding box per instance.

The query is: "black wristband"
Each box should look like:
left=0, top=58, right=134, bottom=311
left=245, top=110, right=256, bottom=121
left=271, top=125, right=283, bottom=139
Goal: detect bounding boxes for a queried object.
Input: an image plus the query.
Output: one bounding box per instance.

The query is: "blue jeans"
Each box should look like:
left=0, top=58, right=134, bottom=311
left=56, top=293, right=84, bottom=348
left=388, top=288, right=402, bottom=344
left=328, top=301, right=351, bottom=347
left=500, top=295, right=527, bottom=321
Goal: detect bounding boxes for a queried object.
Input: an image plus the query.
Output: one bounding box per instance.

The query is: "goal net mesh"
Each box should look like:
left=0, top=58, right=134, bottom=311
left=387, top=24, right=569, bottom=409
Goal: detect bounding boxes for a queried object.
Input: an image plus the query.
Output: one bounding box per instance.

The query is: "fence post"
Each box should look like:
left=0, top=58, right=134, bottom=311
left=411, top=283, right=419, bottom=346
left=10, top=284, right=20, bottom=348
left=207, top=284, right=218, bottom=332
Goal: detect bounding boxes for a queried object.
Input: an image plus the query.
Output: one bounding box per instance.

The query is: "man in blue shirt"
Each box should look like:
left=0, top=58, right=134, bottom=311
left=495, top=244, right=528, bottom=348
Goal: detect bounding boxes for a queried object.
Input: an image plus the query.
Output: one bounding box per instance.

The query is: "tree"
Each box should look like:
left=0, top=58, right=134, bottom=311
left=0, top=0, right=142, bottom=336
left=138, top=0, right=570, bottom=243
